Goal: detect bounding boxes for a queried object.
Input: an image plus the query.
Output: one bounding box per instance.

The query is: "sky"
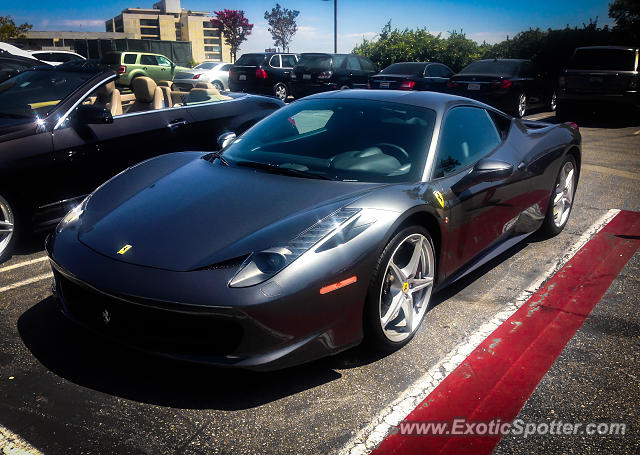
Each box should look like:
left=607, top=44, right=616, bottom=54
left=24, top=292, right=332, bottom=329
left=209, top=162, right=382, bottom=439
left=1, top=0, right=615, bottom=54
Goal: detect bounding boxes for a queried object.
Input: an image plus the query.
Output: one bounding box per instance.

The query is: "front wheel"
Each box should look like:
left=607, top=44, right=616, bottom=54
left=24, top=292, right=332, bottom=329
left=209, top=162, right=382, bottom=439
left=273, top=82, right=288, bottom=101
left=549, top=91, right=557, bottom=112
left=0, top=194, right=18, bottom=263
left=212, top=81, right=224, bottom=91
left=514, top=93, right=527, bottom=118
left=539, top=155, right=577, bottom=236
left=364, top=226, right=436, bottom=351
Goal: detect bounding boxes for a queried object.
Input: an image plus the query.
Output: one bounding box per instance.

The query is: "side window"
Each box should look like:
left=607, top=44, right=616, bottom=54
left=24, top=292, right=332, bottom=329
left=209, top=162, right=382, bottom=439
left=140, top=54, right=157, bottom=66
left=269, top=55, right=281, bottom=68
left=157, top=56, right=171, bottom=67
left=358, top=57, right=375, bottom=72
left=281, top=54, right=297, bottom=68
left=221, top=64, right=233, bottom=71
left=434, top=107, right=502, bottom=178
left=442, top=65, right=454, bottom=78
left=347, top=55, right=362, bottom=71
left=123, top=54, right=137, bottom=64
left=424, top=65, right=435, bottom=77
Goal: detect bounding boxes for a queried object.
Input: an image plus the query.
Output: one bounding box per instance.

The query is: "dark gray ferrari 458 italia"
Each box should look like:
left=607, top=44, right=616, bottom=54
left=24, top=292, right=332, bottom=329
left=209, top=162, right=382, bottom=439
left=47, top=90, right=581, bottom=370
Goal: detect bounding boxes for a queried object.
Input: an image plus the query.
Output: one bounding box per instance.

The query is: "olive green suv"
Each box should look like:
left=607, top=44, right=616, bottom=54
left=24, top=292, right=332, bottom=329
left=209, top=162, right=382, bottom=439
left=101, top=52, right=189, bottom=87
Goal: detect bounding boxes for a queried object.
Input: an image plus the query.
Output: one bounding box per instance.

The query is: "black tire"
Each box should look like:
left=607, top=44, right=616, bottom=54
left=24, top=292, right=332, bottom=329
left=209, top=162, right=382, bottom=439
left=539, top=154, right=577, bottom=237
left=0, top=193, right=19, bottom=264
left=273, top=82, right=288, bottom=101
left=212, top=81, right=224, bottom=91
left=363, top=225, right=436, bottom=352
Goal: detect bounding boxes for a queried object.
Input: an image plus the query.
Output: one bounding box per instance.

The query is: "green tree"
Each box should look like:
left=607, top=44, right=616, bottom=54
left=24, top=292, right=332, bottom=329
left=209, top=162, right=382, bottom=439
left=264, top=3, right=300, bottom=52
left=0, top=15, right=32, bottom=41
left=609, top=0, right=640, bottom=41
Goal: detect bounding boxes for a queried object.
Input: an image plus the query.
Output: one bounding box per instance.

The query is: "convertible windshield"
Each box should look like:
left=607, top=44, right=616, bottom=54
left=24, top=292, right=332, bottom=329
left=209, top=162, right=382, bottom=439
left=0, top=67, right=95, bottom=118
left=223, top=99, right=436, bottom=183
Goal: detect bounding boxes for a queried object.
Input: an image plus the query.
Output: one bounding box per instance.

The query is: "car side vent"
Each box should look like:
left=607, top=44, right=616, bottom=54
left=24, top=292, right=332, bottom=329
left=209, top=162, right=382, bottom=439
left=194, top=254, right=249, bottom=271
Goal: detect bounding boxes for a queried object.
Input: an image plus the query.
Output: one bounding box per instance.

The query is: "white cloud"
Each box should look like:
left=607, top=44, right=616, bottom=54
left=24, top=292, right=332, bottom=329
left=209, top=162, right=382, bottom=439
left=39, top=19, right=105, bottom=30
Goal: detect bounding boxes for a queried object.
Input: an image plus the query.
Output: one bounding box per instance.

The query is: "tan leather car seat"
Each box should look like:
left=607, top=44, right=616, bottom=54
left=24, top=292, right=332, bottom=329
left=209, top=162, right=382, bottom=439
left=128, top=77, right=164, bottom=113
left=95, top=81, right=122, bottom=116
left=159, top=86, right=173, bottom=108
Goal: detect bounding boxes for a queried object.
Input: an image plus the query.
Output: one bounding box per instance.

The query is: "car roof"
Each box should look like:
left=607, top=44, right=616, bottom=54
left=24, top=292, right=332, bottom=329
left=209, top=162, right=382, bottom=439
left=300, top=89, right=493, bottom=113
left=31, top=50, right=82, bottom=55
left=473, top=58, right=530, bottom=63
left=575, top=45, right=639, bottom=51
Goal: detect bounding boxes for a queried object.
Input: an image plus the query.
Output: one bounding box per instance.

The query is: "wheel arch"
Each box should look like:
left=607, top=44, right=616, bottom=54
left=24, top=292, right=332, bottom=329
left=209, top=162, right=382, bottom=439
left=565, top=145, right=581, bottom=182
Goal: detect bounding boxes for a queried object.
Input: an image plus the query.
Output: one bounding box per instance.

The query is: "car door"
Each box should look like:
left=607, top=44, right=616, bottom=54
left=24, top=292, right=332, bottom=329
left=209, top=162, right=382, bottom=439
left=432, top=106, right=524, bottom=276
left=51, top=81, right=193, bottom=201
left=346, top=55, right=367, bottom=88
left=279, top=54, right=297, bottom=84
left=156, top=55, right=175, bottom=81
left=139, top=54, right=160, bottom=81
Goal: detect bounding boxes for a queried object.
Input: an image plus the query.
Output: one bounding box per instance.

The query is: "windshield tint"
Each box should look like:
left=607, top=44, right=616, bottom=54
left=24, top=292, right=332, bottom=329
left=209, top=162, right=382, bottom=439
left=461, top=60, right=521, bottom=76
left=235, top=54, right=266, bottom=66
left=0, top=68, right=95, bottom=118
left=195, top=62, right=217, bottom=70
left=298, top=54, right=333, bottom=70
left=569, top=49, right=637, bottom=71
left=223, top=99, right=436, bottom=183
left=380, top=63, right=427, bottom=75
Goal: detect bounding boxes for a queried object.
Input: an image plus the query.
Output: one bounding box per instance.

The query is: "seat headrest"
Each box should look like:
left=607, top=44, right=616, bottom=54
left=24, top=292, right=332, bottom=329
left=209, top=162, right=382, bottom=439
left=194, top=81, right=215, bottom=90
left=132, top=77, right=157, bottom=103
left=96, top=81, right=115, bottom=96
left=157, top=80, right=173, bottom=88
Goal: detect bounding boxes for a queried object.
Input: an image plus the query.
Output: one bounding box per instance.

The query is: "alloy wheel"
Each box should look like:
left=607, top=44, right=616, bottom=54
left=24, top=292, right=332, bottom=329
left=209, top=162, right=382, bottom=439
left=379, top=233, right=435, bottom=342
left=0, top=195, right=15, bottom=260
left=274, top=83, right=288, bottom=101
left=517, top=93, right=527, bottom=118
left=550, top=91, right=557, bottom=111
left=552, top=160, right=575, bottom=228
left=213, top=81, right=224, bottom=91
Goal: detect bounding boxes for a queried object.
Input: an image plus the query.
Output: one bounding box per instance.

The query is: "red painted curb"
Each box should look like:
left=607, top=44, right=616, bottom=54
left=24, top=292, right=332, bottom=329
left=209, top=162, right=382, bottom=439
left=372, top=210, right=640, bottom=455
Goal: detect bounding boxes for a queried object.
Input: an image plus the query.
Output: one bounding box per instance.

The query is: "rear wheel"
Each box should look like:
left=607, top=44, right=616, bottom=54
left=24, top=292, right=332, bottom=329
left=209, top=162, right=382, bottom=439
left=273, top=82, right=288, bottom=101
left=515, top=93, right=527, bottom=118
left=549, top=91, right=557, bottom=112
left=0, top=194, right=18, bottom=263
left=540, top=155, right=577, bottom=236
left=212, top=81, right=224, bottom=91
left=364, top=226, right=436, bottom=351
left=339, top=84, right=350, bottom=90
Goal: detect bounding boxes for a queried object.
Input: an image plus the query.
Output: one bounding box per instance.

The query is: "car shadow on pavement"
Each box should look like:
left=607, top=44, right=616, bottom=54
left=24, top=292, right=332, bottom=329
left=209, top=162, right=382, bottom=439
left=17, top=297, right=342, bottom=410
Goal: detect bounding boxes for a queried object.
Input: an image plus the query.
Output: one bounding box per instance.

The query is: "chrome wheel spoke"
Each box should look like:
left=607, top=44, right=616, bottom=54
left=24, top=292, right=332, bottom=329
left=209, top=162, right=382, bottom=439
left=403, top=237, right=423, bottom=279
left=410, top=276, right=433, bottom=292
left=381, top=290, right=404, bottom=326
left=401, top=295, right=414, bottom=332
left=0, top=220, right=13, bottom=234
left=389, top=260, right=407, bottom=282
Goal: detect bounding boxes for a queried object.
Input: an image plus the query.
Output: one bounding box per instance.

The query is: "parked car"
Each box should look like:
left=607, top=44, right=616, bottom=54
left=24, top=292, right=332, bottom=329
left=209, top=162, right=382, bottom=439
left=173, top=61, right=233, bottom=91
left=100, top=51, right=190, bottom=87
left=446, top=59, right=556, bottom=117
left=0, top=61, right=284, bottom=262
left=289, top=53, right=377, bottom=98
left=369, top=61, right=454, bottom=91
left=0, top=53, right=50, bottom=83
left=30, top=50, right=86, bottom=66
left=47, top=90, right=581, bottom=370
left=0, top=42, right=34, bottom=59
left=556, top=46, right=640, bottom=119
left=228, top=52, right=299, bottom=101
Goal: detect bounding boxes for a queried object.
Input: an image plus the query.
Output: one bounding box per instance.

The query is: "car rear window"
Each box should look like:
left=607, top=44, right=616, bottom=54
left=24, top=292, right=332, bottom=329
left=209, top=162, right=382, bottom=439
left=101, top=53, right=121, bottom=64
left=195, top=62, right=217, bottom=70
left=460, top=60, right=521, bottom=76
left=235, top=54, right=266, bottom=66
left=380, top=63, right=427, bottom=75
left=568, top=48, right=637, bottom=71
left=298, top=54, right=333, bottom=70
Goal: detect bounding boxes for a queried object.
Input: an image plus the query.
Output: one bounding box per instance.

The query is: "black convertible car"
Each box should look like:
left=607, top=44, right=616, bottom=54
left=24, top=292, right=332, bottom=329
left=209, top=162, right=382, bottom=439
left=0, top=61, right=283, bottom=262
left=47, top=90, right=580, bottom=370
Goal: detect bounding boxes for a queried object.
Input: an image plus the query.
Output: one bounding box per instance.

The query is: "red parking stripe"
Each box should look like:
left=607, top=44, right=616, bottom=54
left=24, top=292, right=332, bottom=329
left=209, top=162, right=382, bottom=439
left=372, top=210, right=640, bottom=455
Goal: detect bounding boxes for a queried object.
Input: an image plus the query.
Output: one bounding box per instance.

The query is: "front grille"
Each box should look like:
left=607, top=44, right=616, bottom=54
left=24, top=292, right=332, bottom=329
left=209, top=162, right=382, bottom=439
left=58, top=275, right=243, bottom=356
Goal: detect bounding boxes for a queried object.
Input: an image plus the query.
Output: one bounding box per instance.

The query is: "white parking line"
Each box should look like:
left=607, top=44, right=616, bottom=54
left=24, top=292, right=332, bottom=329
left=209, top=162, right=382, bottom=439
left=340, top=208, right=621, bottom=455
left=0, top=273, right=53, bottom=294
left=0, top=424, right=42, bottom=454
left=0, top=256, right=48, bottom=274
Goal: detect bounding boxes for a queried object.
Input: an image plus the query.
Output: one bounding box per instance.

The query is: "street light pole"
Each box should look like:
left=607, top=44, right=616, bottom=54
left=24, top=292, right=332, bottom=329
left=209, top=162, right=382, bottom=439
left=322, top=0, right=338, bottom=53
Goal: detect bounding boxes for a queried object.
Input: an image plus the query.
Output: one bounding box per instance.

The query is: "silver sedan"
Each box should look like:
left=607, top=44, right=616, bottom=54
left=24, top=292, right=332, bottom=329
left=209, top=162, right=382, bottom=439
left=172, top=62, right=233, bottom=91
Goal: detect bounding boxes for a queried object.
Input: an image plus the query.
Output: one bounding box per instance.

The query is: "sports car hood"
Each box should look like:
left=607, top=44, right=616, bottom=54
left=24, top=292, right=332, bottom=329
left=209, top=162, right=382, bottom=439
left=77, top=154, right=383, bottom=271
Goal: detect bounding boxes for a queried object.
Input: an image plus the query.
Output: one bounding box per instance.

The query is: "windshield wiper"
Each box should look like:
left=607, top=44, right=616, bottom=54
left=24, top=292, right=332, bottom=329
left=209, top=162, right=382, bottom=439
left=203, top=151, right=230, bottom=166
left=235, top=161, right=334, bottom=180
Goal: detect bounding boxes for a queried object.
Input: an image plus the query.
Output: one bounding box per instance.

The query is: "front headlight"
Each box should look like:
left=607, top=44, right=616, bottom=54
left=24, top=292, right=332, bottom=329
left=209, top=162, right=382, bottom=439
left=56, top=196, right=90, bottom=232
left=229, top=207, right=363, bottom=288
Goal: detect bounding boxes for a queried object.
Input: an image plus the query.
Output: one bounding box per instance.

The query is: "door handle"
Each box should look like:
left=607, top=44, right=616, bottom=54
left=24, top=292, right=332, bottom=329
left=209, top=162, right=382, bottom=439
left=167, top=119, right=187, bottom=130
left=142, top=67, right=147, bottom=70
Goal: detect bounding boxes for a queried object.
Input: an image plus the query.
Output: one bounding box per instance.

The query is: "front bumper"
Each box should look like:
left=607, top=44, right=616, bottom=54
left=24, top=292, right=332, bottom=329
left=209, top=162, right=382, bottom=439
left=45, top=220, right=385, bottom=370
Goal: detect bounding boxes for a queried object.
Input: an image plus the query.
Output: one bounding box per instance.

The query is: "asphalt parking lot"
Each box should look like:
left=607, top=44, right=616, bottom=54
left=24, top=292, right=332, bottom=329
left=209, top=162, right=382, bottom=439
left=0, top=110, right=639, bottom=454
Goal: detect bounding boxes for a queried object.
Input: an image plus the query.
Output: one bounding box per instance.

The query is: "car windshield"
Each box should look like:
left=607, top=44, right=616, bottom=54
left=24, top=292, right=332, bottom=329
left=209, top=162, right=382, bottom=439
left=195, top=62, right=217, bottom=70
left=223, top=98, right=436, bottom=183
left=568, top=49, right=637, bottom=71
left=460, top=60, right=520, bottom=76
left=0, top=67, right=95, bottom=119
left=235, top=54, right=265, bottom=66
left=380, top=63, right=427, bottom=75
left=297, top=54, right=334, bottom=70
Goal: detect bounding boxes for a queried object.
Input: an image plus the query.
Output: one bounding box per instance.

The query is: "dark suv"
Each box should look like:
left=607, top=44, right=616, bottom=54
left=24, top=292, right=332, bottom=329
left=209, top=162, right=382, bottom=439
left=557, top=46, right=640, bottom=119
left=289, top=53, right=377, bottom=99
left=229, top=52, right=299, bottom=101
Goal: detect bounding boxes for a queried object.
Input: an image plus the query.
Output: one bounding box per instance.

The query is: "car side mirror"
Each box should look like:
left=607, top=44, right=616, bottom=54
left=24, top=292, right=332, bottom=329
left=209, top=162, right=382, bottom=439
left=217, top=131, right=236, bottom=149
left=453, top=158, right=513, bottom=193
left=75, top=104, right=113, bottom=125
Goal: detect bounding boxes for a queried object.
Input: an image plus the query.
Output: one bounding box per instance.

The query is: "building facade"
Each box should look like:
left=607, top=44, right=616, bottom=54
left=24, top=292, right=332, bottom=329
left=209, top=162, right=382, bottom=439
left=105, top=0, right=231, bottom=63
